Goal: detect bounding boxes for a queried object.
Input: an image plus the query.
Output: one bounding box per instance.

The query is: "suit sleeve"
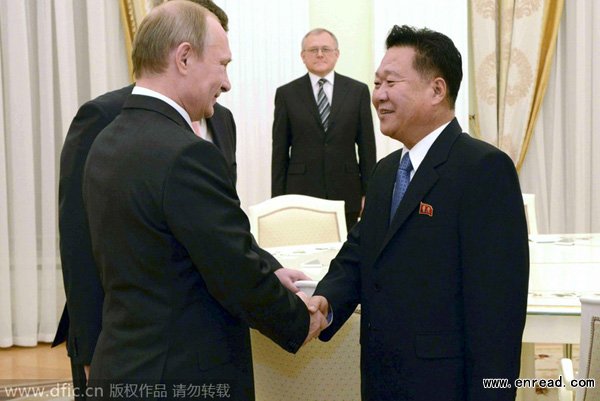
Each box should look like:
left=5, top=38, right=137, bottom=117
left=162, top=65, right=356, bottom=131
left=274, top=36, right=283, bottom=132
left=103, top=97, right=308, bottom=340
left=251, top=240, right=283, bottom=271
left=164, top=142, right=308, bottom=353
left=313, top=222, right=362, bottom=341
left=356, top=84, right=376, bottom=194
left=459, top=151, right=529, bottom=401
left=58, top=101, right=110, bottom=364
left=271, top=88, right=290, bottom=197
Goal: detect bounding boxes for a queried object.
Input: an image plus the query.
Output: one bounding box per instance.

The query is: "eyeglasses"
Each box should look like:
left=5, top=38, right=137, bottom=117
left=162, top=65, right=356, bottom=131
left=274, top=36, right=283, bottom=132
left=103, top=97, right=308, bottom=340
left=303, top=47, right=337, bottom=56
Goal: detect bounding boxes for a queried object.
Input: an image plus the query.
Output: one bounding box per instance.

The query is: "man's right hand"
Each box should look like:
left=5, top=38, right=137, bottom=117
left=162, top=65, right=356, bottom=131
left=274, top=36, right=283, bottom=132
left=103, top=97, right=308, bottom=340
left=296, top=292, right=328, bottom=344
left=308, top=295, right=329, bottom=317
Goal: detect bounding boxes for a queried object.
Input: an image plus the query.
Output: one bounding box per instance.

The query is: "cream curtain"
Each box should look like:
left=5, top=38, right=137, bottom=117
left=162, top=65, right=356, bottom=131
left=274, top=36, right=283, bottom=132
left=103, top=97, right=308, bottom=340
left=119, top=0, right=164, bottom=80
left=208, top=0, right=310, bottom=210
left=469, top=0, right=564, bottom=169
left=519, top=0, right=600, bottom=233
left=0, top=0, right=128, bottom=347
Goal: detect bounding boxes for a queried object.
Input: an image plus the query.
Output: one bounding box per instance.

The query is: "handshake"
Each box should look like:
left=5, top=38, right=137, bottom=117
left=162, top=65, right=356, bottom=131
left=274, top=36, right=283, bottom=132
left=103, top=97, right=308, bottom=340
left=298, top=292, right=329, bottom=345
left=274, top=268, right=330, bottom=345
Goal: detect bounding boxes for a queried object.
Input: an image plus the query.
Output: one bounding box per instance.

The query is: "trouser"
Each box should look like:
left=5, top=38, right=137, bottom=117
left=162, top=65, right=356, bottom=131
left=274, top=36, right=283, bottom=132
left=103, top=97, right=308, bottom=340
left=71, top=361, right=87, bottom=401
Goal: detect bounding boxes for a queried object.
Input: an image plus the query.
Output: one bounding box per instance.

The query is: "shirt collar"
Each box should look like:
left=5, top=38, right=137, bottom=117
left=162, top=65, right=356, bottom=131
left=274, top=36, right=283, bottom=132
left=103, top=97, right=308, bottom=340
left=131, top=86, right=194, bottom=131
left=403, top=120, right=452, bottom=173
left=308, top=71, right=335, bottom=88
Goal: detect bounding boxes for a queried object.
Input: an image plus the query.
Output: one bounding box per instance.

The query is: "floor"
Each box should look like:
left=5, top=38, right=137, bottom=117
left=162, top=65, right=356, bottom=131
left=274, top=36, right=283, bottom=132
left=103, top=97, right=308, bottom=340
left=0, top=343, right=71, bottom=380
left=0, top=342, right=579, bottom=401
left=529, top=343, right=579, bottom=401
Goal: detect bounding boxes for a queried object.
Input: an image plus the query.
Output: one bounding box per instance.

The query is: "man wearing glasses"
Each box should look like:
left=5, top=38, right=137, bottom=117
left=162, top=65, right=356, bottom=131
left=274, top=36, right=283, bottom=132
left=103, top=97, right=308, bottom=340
left=271, top=28, right=376, bottom=231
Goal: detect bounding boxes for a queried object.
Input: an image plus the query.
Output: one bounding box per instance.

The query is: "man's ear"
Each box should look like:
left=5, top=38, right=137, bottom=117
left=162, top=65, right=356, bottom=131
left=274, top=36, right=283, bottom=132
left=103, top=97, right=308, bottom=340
left=175, top=42, right=193, bottom=74
left=431, top=77, right=447, bottom=105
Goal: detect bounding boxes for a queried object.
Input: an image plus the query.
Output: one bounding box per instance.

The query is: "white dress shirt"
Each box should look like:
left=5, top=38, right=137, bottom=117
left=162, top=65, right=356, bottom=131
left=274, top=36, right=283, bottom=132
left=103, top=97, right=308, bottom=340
left=402, top=120, right=451, bottom=181
left=308, top=71, right=335, bottom=104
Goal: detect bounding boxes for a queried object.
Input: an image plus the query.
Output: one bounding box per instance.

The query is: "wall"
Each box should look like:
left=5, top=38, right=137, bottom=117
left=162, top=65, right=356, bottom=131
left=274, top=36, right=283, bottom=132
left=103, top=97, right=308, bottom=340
left=309, top=0, right=374, bottom=88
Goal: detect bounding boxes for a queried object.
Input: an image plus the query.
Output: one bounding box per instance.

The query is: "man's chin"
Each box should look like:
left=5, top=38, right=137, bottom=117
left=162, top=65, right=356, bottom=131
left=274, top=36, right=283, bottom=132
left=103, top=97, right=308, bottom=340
left=203, top=107, right=215, bottom=119
left=378, top=124, right=393, bottom=137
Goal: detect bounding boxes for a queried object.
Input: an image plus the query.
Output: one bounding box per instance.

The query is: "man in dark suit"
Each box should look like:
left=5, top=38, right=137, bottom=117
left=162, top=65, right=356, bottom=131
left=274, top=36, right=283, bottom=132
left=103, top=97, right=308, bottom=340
left=309, top=25, right=529, bottom=401
left=53, top=1, right=310, bottom=398
left=271, top=28, right=376, bottom=230
left=53, top=87, right=249, bottom=394
left=82, top=3, right=325, bottom=400
left=53, top=84, right=132, bottom=398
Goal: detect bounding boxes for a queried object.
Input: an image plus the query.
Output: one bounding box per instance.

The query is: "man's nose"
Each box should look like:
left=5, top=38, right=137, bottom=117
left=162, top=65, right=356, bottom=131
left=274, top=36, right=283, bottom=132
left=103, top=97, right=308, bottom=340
left=372, top=87, right=386, bottom=105
left=221, top=74, right=231, bottom=93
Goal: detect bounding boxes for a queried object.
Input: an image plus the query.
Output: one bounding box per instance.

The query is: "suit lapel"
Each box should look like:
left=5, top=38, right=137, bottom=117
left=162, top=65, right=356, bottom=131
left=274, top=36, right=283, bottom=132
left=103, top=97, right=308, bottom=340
left=371, top=151, right=401, bottom=251
left=378, top=119, right=463, bottom=254
left=329, top=73, right=349, bottom=131
left=296, top=74, right=324, bottom=131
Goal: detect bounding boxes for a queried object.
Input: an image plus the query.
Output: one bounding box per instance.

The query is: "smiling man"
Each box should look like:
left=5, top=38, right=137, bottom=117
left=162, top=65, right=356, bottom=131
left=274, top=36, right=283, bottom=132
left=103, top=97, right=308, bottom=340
left=82, top=2, right=326, bottom=399
left=310, top=25, right=529, bottom=401
left=271, top=28, right=376, bottom=231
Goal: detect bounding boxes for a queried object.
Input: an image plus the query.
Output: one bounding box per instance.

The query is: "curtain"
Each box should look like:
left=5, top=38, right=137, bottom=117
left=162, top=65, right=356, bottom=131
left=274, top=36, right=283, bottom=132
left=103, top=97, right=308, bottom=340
left=0, top=0, right=129, bottom=347
left=469, top=0, right=564, bottom=169
left=118, top=0, right=309, bottom=211
left=372, top=0, right=470, bottom=160
left=213, top=0, right=309, bottom=210
left=119, top=0, right=164, bottom=80
left=519, top=0, right=600, bottom=233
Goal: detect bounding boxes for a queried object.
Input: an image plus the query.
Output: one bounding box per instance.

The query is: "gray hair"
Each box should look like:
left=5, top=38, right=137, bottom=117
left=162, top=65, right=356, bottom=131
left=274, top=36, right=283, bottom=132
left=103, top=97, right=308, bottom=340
left=301, top=28, right=339, bottom=50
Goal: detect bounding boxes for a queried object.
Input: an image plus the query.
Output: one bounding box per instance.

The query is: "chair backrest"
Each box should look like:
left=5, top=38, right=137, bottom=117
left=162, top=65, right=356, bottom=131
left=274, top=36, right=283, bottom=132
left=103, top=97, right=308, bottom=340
left=248, top=195, right=347, bottom=248
left=578, top=297, right=600, bottom=401
left=522, top=193, right=538, bottom=235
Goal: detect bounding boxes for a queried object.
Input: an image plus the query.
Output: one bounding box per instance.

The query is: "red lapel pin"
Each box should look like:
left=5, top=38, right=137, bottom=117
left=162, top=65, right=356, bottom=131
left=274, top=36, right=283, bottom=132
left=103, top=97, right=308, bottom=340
left=419, top=202, right=433, bottom=217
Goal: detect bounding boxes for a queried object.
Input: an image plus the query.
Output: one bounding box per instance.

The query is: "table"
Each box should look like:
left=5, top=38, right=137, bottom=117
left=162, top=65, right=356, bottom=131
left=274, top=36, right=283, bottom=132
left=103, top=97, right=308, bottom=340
left=252, top=242, right=359, bottom=401
left=268, top=234, right=600, bottom=344
left=521, top=234, right=600, bottom=401
left=524, top=234, right=600, bottom=344
left=252, top=235, right=600, bottom=401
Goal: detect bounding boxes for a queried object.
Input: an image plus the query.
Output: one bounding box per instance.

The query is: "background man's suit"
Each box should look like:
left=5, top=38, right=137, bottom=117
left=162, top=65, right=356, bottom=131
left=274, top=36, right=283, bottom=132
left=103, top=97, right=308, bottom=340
left=53, top=84, right=275, bottom=397
left=272, top=73, right=376, bottom=228
left=84, top=95, right=308, bottom=400
left=315, top=119, right=529, bottom=401
left=53, top=85, right=134, bottom=395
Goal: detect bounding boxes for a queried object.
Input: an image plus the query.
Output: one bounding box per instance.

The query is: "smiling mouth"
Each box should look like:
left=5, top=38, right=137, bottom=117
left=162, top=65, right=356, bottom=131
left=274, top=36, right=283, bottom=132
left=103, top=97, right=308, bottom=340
left=379, top=109, right=394, bottom=115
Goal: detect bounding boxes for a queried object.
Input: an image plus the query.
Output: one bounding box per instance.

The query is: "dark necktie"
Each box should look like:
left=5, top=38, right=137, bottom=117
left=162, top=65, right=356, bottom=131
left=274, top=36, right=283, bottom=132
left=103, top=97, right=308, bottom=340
left=317, top=78, right=331, bottom=131
left=390, top=152, right=413, bottom=222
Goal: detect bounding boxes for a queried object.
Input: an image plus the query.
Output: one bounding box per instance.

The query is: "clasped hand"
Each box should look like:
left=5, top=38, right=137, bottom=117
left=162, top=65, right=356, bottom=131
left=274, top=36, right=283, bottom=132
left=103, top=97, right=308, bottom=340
left=274, top=268, right=331, bottom=345
left=296, top=292, right=330, bottom=345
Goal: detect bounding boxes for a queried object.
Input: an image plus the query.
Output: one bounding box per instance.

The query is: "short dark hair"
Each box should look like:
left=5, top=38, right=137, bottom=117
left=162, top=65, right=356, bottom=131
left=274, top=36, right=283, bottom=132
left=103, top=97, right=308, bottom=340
left=188, top=0, right=229, bottom=31
left=385, top=25, right=462, bottom=108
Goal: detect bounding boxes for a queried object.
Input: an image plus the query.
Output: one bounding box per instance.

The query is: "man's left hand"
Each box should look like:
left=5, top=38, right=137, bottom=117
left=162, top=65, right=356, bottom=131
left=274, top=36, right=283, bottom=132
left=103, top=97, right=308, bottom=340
left=274, top=268, right=311, bottom=292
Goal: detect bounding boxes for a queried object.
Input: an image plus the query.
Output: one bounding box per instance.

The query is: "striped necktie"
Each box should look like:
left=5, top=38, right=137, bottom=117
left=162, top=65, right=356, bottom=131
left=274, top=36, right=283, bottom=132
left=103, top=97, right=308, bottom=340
left=317, top=78, right=331, bottom=131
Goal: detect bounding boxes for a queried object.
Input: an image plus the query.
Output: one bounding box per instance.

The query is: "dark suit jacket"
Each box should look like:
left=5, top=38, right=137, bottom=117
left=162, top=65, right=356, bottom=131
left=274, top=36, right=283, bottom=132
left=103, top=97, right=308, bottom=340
left=53, top=84, right=272, bottom=367
left=315, top=119, right=529, bottom=401
left=83, top=95, right=308, bottom=399
left=272, top=73, right=376, bottom=213
left=53, top=85, right=134, bottom=364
